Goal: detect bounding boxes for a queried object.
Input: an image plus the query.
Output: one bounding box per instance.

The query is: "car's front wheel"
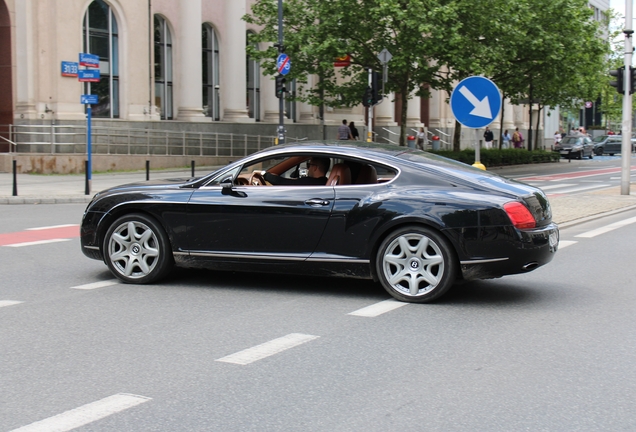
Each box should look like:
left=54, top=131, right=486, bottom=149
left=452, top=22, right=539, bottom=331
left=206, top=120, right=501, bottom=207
left=103, top=213, right=174, bottom=284
left=376, top=226, right=457, bottom=303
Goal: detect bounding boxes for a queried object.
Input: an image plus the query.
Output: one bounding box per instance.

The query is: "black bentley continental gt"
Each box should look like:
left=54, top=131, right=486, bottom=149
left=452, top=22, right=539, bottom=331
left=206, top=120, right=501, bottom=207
left=80, top=142, right=559, bottom=303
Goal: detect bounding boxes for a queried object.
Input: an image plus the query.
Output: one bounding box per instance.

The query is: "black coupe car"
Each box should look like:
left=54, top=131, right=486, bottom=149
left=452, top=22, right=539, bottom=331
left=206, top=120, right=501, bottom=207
left=80, top=142, right=559, bottom=303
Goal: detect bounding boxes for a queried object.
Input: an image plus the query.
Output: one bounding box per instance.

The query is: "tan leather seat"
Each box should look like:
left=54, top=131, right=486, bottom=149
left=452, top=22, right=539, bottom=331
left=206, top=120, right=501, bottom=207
left=327, top=163, right=352, bottom=186
left=355, top=164, right=378, bottom=184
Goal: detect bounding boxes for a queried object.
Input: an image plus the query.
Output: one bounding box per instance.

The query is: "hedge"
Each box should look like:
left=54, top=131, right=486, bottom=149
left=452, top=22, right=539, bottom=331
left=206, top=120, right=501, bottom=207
left=430, top=148, right=560, bottom=167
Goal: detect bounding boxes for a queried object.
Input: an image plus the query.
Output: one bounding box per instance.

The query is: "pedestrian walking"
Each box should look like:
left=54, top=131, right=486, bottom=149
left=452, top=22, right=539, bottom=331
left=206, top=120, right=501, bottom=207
left=417, top=127, right=426, bottom=150
left=512, top=128, right=523, bottom=148
left=483, top=127, right=494, bottom=149
left=337, top=119, right=353, bottom=140
left=349, top=121, right=360, bottom=141
left=502, top=129, right=511, bottom=149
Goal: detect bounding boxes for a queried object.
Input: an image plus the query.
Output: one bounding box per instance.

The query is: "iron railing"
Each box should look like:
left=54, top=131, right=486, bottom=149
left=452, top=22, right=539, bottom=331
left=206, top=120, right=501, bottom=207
left=0, top=124, right=291, bottom=158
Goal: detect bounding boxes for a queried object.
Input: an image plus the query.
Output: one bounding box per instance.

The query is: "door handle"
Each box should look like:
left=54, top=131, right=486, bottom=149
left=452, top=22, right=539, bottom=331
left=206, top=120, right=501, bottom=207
left=305, top=199, right=330, bottom=206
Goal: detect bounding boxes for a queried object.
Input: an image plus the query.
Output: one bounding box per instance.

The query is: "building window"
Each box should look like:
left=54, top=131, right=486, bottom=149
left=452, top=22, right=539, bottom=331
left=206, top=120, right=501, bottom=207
left=154, top=15, right=173, bottom=120
left=83, top=0, right=119, bottom=118
left=246, top=35, right=260, bottom=121
left=202, top=24, right=220, bottom=121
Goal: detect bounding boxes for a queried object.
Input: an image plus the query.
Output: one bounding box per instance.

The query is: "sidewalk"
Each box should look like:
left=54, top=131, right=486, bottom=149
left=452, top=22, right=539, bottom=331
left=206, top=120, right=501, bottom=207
left=1, top=168, right=636, bottom=227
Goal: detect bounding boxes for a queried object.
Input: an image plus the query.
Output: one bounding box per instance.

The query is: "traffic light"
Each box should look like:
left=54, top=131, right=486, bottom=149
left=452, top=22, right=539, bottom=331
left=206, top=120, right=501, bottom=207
left=275, top=74, right=286, bottom=98
left=609, top=66, right=625, bottom=95
left=362, top=71, right=383, bottom=107
left=371, top=71, right=383, bottom=105
left=631, top=66, right=636, bottom=95
left=362, top=86, right=373, bottom=107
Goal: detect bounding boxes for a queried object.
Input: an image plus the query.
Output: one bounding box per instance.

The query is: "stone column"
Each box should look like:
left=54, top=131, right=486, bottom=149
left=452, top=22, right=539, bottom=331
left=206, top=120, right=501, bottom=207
left=177, top=0, right=207, bottom=121
left=222, top=0, right=250, bottom=122
left=298, top=75, right=317, bottom=124
left=503, top=98, right=515, bottom=131
left=261, top=44, right=278, bottom=122
left=14, top=0, right=37, bottom=119
left=406, top=92, right=423, bottom=127
left=375, top=93, right=397, bottom=126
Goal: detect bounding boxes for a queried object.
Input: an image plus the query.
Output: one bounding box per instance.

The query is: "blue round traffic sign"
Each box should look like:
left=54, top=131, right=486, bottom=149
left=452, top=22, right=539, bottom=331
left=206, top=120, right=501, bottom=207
left=450, top=76, right=501, bottom=129
left=277, top=54, right=291, bottom=75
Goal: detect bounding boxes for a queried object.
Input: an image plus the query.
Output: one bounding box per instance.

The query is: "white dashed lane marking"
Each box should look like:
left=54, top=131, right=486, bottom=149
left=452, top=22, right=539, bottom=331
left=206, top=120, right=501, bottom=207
left=9, top=393, right=151, bottom=432
left=575, top=215, right=636, bottom=238
left=71, top=280, right=119, bottom=290
left=0, top=300, right=23, bottom=308
left=558, top=240, right=577, bottom=249
left=216, top=333, right=319, bottom=365
left=348, top=299, right=408, bottom=317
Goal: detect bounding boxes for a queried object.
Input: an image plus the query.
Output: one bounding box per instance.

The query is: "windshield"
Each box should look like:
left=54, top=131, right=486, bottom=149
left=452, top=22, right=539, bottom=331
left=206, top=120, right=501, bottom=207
left=593, top=136, right=607, bottom=143
left=561, top=137, right=582, bottom=145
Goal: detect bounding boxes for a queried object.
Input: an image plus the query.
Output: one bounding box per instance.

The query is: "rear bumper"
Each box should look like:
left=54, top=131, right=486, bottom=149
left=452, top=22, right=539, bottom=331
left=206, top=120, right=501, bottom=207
left=456, top=223, right=559, bottom=280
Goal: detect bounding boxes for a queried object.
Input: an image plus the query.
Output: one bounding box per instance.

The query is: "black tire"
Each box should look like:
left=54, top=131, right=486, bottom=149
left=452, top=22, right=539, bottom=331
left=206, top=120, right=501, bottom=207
left=103, top=213, right=174, bottom=284
left=375, top=225, right=457, bottom=303
left=595, top=147, right=603, bottom=156
left=589, top=151, right=593, bottom=159
left=577, top=150, right=583, bottom=160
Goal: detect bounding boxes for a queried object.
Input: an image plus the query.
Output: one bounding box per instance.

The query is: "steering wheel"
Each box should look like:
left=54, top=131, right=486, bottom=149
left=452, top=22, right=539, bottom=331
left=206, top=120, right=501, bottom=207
left=249, top=171, right=266, bottom=186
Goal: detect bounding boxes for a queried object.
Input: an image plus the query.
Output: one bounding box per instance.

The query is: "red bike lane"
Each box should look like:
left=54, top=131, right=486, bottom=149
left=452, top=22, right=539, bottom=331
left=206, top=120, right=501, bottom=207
left=0, top=224, right=80, bottom=247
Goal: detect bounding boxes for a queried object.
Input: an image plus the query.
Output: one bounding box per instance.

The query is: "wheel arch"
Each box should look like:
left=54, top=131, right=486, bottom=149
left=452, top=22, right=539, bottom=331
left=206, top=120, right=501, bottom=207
left=368, top=218, right=461, bottom=281
left=96, top=204, right=175, bottom=257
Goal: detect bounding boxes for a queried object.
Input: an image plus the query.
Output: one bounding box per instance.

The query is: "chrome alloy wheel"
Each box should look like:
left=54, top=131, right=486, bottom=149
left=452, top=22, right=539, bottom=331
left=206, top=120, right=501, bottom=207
left=381, top=232, right=445, bottom=297
left=108, top=220, right=160, bottom=279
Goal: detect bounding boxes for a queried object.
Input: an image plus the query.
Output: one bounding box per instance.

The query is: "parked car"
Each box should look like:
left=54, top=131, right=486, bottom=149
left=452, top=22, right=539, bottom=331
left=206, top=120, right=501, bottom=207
left=592, top=135, right=636, bottom=156
left=80, top=142, right=559, bottom=303
left=553, top=135, right=594, bottom=159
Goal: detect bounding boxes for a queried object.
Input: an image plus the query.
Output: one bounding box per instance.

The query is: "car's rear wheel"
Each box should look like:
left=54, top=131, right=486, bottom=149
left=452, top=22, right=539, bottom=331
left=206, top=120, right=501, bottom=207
left=595, top=147, right=603, bottom=155
left=103, top=213, right=174, bottom=284
left=376, top=226, right=457, bottom=303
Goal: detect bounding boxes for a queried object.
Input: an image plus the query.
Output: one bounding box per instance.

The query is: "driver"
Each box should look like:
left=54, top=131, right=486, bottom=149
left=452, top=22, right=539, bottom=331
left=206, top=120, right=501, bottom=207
left=264, top=157, right=330, bottom=186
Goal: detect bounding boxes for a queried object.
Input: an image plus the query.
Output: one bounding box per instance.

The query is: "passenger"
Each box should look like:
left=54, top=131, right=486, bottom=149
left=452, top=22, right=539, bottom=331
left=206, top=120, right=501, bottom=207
left=264, top=157, right=330, bottom=186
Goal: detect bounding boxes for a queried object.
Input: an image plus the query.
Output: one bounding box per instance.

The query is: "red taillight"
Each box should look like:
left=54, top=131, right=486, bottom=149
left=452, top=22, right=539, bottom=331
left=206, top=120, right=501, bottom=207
left=503, top=201, right=536, bottom=229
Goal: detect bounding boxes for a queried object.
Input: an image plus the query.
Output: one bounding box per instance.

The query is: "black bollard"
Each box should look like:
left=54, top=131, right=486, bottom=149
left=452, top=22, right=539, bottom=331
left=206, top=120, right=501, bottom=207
left=146, top=160, right=150, bottom=181
left=12, top=160, right=17, bottom=196
left=85, top=160, right=90, bottom=195
left=191, top=160, right=195, bottom=177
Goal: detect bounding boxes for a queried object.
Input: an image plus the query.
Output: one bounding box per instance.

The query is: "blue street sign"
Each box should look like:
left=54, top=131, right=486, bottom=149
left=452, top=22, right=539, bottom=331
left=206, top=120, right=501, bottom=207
left=78, top=69, right=100, bottom=82
left=81, top=94, right=99, bottom=105
left=79, top=52, right=100, bottom=68
left=277, top=54, right=291, bottom=75
left=61, top=61, right=78, bottom=77
left=450, top=76, right=502, bottom=129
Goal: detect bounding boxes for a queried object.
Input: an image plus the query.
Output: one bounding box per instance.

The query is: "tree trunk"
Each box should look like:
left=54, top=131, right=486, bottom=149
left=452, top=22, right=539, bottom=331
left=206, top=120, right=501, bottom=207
left=528, top=81, right=533, bottom=151
left=535, top=104, right=543, bottom=150
left=453, top=120, right=461, bottom=151
left=399, top=89, right=409, bottom=146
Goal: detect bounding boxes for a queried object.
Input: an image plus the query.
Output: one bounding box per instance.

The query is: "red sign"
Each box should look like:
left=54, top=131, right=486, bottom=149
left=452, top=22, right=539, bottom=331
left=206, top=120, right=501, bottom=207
left=334, top=54, right=351, bottom=67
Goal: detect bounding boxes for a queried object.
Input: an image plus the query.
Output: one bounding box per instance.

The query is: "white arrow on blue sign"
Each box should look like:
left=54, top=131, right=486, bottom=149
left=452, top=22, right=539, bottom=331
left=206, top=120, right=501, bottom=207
left=450, top=76, right=502, bottom=129
left=277, top=54, right=291, bottom=75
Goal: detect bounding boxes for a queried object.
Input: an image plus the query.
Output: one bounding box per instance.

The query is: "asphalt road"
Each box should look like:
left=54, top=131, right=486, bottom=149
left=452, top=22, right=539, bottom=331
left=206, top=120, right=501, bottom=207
left=1, top=203, right=636, bottom=431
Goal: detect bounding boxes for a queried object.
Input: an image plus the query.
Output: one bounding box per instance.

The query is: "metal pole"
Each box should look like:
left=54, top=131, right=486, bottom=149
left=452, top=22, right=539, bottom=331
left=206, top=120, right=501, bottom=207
left=191, top=160, right=195, bottom=177
left=12, top=160, right=17, bottom=196
left=84, top=160, right=89, bottom=195
left=621, top=0, right=633, bottom=195
left=146, top=160, right=150, bottom=180
left=367, top=68, right=373, bottom=142
left=86, top=105, right=92, bottom=194
left=277, top=0, right=286, bottom=145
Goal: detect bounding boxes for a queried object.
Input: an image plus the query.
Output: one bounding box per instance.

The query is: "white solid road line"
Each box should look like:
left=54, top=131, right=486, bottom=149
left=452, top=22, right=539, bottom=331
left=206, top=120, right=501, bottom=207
left=4, top=239, right=72, bottom=247
left=9, top=393, right=151, bottom=432
left=575, top=215, right=636, bottom=238
left=216, top=333, right=319, bottom=365
left=0, top=300, right=23, bottom=308
left=348, top=299, right=408, bottom=317
left=25, top=224, right=79, bottom=231
left=558, top=240, right=578, bottom=249
left=71, top=280, right=119, bottom=290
